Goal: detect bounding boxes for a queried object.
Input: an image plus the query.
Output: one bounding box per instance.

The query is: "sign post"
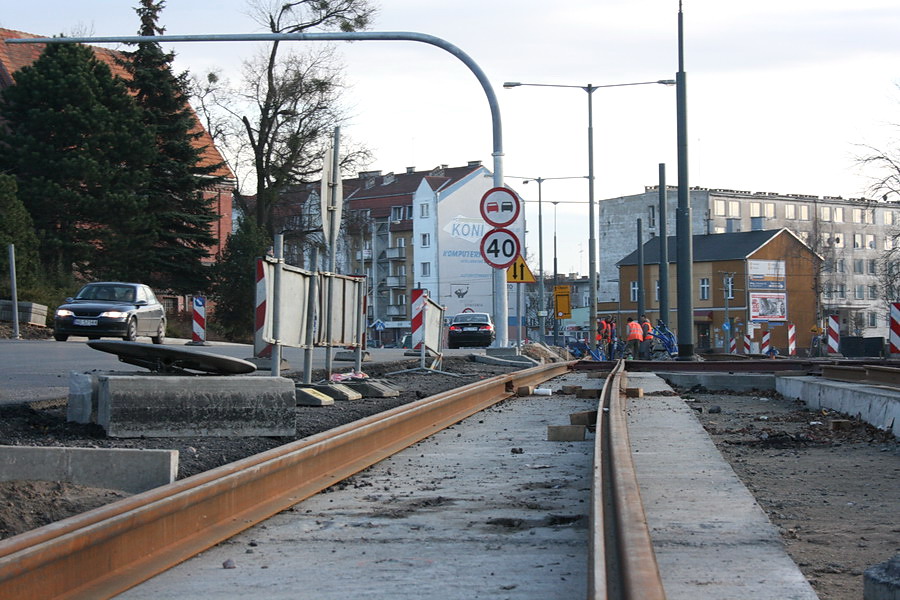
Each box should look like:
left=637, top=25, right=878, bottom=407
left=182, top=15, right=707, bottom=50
left=480, top=187, right=521, bottom=347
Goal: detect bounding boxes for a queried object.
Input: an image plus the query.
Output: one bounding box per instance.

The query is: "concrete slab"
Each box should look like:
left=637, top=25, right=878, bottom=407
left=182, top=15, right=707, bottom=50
left=341, top=379, right=401, bottom=398
left=309, top=383, right=362, bottom=401
left=295, top=387, right=334, bottom=406
left=97, top=376, right=296, bottom=438
left=471, top=353, right=538, bottom=367
left=626, top=372, right=818, bottom=600
left=777, top=375, right=900, bottom=436
left=658, top=371, right=777, bottom=392
left=0, top=445, right=177, bottom=493
left=334, top=350, right=370, bottom=362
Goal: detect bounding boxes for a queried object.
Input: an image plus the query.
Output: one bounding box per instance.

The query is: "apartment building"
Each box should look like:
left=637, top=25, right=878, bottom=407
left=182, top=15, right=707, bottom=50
left=600, top=186, right=899, bottom=338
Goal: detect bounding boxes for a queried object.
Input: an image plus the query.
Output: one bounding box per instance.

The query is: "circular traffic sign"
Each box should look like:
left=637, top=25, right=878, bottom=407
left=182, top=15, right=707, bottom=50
left=479, top=187, right=520, bottom=228
left=479, top=228, right=521, bottom=269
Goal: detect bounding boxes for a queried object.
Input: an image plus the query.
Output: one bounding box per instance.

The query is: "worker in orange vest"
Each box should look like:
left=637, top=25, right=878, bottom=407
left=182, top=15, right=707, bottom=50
left=625, top=317, right=644, bottom=359
left=639, top=315, right=652, bottom=359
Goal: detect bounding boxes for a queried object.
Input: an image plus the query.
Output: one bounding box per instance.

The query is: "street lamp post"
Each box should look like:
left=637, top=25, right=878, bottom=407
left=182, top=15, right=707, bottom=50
left=508, top=175, right=586, bottom=344
left=504, top=79, right=675, bottom=348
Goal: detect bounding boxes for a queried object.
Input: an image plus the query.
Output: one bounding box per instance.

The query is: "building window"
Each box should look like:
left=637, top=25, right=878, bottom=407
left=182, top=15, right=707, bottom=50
left=866, top=234, right=876, bottom=249
left=728, top=201, right=740, bottom=217
left=869, top=312, right=878, bottom=327
left=648, top=205, right=656, bottom=228
left=852, top=208, right=863, bottom=223
left=391, top=206, right=404, bottom=221
left=885, top=211, right=894, bottom=226
left=421, top=233, right=431, bottom=247
left=855, top=284, right=865, bottom=299
left=699, top=278, right=710, bottom=300
left=765, top=202, right=775, bottom=218
left=714, top=199, right=726, bottom=216
left=886, top=236, right=895, bottom=251
left=725, top=276, right=734, bottom=299
left=750, top=202, right=761, bottom=218
left=823, top=283, right=833, bottom=299
left=420, top=262, right=431, bottom=277
left=833, top=207, right=844, bottom=222
left=836, top=283, right=846, bottom=299
left=836, top=259, right=845, bottom=273
left=821, top=206, right=832, bottom=221
left=395, top=293, right=407, bottom=306
left=868, top=259, right=878, bottom=275
left=630, top=281, right=639, bottom=302
left=420, top=203, right=429, bottom=218
left=785, top=204, right=796, bottom=219
left=868, top=285, right=878, bottom=300
left=853, top=233, right=863, bottom=249
left=823, top=259, right=834, bottom=273
left=396, top=236, right=406, bottom=248
left=866, top=209, right=874, bottom=224
left=396, top=264, right=406, bottom=276
left=799, top=205, right=810, bottom=220
left=713, top=226, right=725, bottom=234
left=853, top=259, right=864, bottom=273
left=405, top=205, right=413, bottom=219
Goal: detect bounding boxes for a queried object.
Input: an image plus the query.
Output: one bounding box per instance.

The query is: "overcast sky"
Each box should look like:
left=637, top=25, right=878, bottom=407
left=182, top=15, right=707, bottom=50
left=5, top=0, right=900, bottom=275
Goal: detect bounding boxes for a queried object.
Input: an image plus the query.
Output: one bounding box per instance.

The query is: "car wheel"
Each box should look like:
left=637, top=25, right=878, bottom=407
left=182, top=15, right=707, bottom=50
left=124, top=318, right=138, bottom=342
left=151, top=320, right=166, bottom=345
left=53, top=334, right=68, bottom=342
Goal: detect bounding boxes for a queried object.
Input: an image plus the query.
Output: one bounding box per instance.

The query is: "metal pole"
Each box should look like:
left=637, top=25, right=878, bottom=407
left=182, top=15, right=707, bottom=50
left=324, top=127, right=340, bottom=379
left=7, top=245, right=20, bottom=340
left=553, top=202, right=559, bottom=347
left=658, top=164, right=669, bottom=326
left=675, top=1, right=695, bottom=359
left=303, top=247, right=319, bottom=385
left=272, top=234, right=283, bottom=377
left=355, top=276, right=364, bottom=372
left=587, top=86, right=598, bottom=349
left=637, top=219, right=645, bottom=319
left=537, top=178, right=545, bottom=343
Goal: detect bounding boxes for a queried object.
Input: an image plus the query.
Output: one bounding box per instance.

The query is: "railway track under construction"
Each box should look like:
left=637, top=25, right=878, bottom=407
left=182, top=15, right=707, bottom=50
left=0, top=359, right=674, bottom=600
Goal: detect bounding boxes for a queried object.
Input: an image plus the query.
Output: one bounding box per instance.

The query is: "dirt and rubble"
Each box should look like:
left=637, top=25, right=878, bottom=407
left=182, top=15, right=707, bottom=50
left=0, top=330, right=897, bottom=600
left=678, top=385, right=899, bottom=600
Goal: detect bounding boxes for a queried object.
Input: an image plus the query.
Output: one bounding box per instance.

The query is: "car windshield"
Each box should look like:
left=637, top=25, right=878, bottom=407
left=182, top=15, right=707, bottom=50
left=76, top=284, right=136, bottom=302
left=452, top=314, right=490, bottom=324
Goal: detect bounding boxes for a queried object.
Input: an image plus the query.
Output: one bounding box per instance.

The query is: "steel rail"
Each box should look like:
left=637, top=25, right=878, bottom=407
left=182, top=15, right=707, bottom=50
left=0, top=361, right=572, bottom=600
left=589, top=360, right=666, bottom=600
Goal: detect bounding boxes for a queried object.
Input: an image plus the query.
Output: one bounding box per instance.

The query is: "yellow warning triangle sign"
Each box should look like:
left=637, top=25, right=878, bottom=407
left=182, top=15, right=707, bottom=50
left=506, top=254, right=536, bottom=283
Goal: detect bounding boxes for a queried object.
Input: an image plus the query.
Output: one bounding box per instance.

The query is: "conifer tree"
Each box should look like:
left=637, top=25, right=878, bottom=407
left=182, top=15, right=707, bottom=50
left=0, top=42, right=153, bottom=284
left=0, top=175, right=40, bottom=292
left=119, top=0, right=224, bottom=294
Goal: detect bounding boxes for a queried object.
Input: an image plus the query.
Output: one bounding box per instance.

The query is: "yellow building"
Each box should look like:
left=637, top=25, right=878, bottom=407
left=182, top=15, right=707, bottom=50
left=603, top=228, right=822, bottom=353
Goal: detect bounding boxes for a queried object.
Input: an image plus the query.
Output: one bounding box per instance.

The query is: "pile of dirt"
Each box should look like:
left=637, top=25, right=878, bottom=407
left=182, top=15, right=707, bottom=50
left=0, top=322, right=51, bottom=340
left=686, top=388, right=899, bottom=600
left=0, top=356, right=521, bottom=540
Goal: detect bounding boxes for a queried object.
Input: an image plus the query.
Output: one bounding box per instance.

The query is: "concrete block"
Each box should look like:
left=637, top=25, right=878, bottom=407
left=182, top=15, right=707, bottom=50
left=517, top=385, right=535, bottom=396
left=97, top=375, right=296, bottom=438
left=0, top=445, right=177, bottom=494
left=569, top=410, right=598, bottom=426
left=0, top=300, right=47, bottom=326
left=576, top=388, right=601, bottom=399
left=296, top=387, right=335, bottom=406
left=626, top=387, right=644, bottom=398
left=342, top=379, right=401, bottom=398
left=334, top=350, right=371, bottom=362
left=864, top=554, right=900, bottom=600
left=659, top=372, right=776, bottom=392
left=67, top=371, right=96, bottom=424
left=547, top=425, right=586, bottom=442
left=310, top=383, right=362, bottom=401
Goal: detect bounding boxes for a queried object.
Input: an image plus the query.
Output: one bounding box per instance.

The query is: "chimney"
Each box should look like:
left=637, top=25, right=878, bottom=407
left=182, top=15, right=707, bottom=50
left=467, top=160, right=482, bottom=168
left=406, top=166, right=416, bottom=174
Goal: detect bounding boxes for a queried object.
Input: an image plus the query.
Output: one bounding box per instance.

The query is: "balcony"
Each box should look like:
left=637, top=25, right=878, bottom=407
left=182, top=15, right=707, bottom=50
left=385, top=246, right=406, bottom=260
left=386, top=304, right=407, bottom=317
left=385, top=276, right=407, bottom=288
left=355, top=249, right=373, bottom=261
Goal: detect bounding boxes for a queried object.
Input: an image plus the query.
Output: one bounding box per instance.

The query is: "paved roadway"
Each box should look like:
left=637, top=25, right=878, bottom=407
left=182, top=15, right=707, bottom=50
left=0, top=336, right=480, bottom=405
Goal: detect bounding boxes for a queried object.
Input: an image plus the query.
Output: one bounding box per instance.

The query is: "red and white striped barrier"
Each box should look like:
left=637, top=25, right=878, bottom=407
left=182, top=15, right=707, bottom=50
left=410, top=289, right=426, bottom=350
left=729, top=336, right=736, bottom=354
left=761, top=330, right=770, bottom=355
left=788, top=323, right=796, bottom=356
left=743, top=334, right=751, bottom=354
left=254, top=258, right=272, bottom=358
left=189, top=296, right=208, bottom=345
left=891, top=303, right=900, bottom=355
left=827, top=315, right=840, bottom=354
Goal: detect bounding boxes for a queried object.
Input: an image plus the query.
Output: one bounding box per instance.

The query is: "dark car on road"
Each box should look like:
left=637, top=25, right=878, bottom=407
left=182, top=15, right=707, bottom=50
left=53, top=282, right=167, bottom=344
left=447, top=312, right=495, bottom=349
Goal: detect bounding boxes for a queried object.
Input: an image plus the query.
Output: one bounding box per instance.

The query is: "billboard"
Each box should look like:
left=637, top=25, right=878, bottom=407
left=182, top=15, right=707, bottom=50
left=749, top=292, right=787, bottom=321
left=748, top=259, right=786, bottom=290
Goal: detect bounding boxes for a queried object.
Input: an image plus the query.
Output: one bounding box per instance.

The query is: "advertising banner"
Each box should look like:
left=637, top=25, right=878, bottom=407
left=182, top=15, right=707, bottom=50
left=748, top=259, right=786, bottom=290
left=749, top=292, right=787, bottom=321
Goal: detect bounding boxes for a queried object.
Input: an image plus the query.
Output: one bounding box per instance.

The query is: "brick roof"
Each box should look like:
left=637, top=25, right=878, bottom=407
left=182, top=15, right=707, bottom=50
left=0, top=27, right=233, bottom=179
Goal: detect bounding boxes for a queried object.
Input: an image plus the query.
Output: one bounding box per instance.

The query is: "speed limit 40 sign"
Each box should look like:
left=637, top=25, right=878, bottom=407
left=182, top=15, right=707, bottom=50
left=480, top=228, right=521, bottom=269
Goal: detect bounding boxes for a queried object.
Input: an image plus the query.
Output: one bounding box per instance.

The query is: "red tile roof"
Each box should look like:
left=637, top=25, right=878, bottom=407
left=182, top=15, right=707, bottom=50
left=0, top=27, right=233, bottom=179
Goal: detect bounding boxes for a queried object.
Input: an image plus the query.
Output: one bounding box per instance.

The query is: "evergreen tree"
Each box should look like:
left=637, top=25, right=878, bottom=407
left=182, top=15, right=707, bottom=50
left=0, top=42, right=153, bottom=284
left=0, top=175, right=41, bottom=293
left=209, top=218, right=269, bottom=342
left=119, top=0, right=224, bottom=294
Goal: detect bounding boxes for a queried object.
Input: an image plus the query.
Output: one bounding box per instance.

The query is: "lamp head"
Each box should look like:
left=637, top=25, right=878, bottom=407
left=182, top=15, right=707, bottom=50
left=658, top=79, right=677, bottom=86
left=503, top=82, right=521, bottom=89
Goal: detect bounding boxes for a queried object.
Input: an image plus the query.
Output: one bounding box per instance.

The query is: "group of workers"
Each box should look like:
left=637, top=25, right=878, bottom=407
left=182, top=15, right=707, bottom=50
left=596, top=314, right=653, bottom=359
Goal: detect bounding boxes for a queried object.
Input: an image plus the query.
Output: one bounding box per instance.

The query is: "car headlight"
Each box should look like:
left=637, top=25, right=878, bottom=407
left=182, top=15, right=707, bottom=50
left=99, top=310, right=128, bottom=318
left=56, top=309, right=74, bottom=318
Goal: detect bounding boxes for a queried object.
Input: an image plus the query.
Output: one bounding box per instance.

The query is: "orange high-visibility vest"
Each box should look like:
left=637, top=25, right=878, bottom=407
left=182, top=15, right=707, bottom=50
left=626, top=321, right=644, bottom=341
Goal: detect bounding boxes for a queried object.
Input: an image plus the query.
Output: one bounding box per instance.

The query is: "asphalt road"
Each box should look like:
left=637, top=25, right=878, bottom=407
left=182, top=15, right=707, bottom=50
left=0, top=337, right=479, bottom=405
